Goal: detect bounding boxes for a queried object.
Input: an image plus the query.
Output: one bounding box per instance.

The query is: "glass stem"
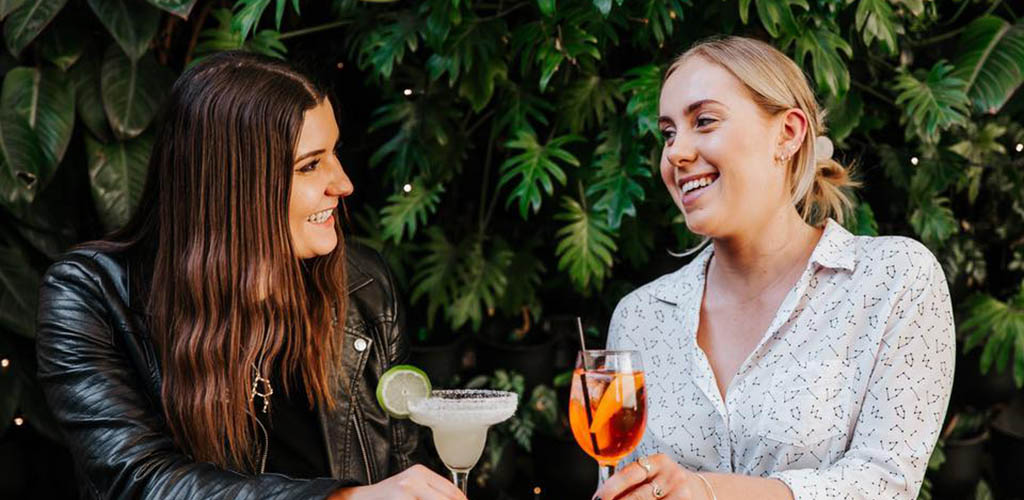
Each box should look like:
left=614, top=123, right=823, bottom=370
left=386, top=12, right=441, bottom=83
left=599, top=463, right=616, bottom=486
left=451, top=469, right=469, bottom=495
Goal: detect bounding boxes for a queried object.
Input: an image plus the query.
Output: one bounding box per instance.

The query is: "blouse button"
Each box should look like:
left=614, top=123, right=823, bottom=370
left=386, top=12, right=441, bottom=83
left=354, top=338, right=368, bottom=352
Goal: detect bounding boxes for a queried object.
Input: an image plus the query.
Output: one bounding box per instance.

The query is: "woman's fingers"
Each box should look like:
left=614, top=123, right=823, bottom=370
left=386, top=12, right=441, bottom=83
left=593, top=461, right=650, bottom=500
left=406, top=464, right=466, bottom=500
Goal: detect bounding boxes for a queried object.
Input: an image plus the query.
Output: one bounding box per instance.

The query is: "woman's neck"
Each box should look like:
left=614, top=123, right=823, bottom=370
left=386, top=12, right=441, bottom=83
left=708, top=206, right=823, bottom=296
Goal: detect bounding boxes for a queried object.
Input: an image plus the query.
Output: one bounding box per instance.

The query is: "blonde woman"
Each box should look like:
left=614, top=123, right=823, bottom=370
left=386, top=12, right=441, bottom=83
left=594, top=37, right=954, bottom=500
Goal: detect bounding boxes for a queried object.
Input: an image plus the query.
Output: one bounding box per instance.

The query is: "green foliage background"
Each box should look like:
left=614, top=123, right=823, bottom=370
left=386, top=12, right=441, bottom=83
left=0, top=0, right=1022, bottom=495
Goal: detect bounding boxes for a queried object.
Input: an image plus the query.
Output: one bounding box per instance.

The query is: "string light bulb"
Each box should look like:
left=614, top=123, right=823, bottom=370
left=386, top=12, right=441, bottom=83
left=13, top=417, right=24, bottom=426
left=910, top=157, right=919, bottom=166
left=403, top=184, right=413, bottom=193
left=0, top=358, right=8, bottom=368
left=1016, top=143, right=1023, bottom=153
left=403, top=88, right=413, bottom=96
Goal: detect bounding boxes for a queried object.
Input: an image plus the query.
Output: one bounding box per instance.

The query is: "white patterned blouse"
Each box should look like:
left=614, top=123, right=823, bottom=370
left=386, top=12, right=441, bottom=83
left=606, top=219, right=955, bottom=500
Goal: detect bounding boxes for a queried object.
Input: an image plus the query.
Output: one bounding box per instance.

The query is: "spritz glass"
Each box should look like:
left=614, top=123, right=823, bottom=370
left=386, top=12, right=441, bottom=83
left=407, top=389, right=518, bottom=495
left=568, top=350, right=647, bottom=484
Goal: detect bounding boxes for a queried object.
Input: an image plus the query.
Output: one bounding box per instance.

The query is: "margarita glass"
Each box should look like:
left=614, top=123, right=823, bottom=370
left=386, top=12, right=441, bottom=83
left=407, top=389, right=518, bottom=495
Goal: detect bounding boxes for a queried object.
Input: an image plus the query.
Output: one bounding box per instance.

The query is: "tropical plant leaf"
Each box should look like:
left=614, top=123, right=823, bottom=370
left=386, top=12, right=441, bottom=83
left=740, top=0, right=808, bottom=39
left=586, top=120, right=651, bottom=229
left=893, top=61, right=970, bottom=143
left=640, top=0, right=688, bottom=45
left=785, top=23, right=852, bottom=98
left=411, top=227, right=459, bottom=326
left=38, top=12, right=86, bottom=70
left=892, top=0, right=924, bottom=17
left=0, top=243, right=40, bottom=339
left=380, top=180, right=444, bottom=242
left=194, top=8, right=245, bottom=58
left=247, top=29, right=287, bottom=59
left=621, top=63, right=661, bottom=138
left=1, top=66, right=76, bottom=172
left=3, top=0, right=67, bottom=57
left=558, top=74, right=622, bottom=133
left=87, top=0, right=161, bottom=62
left=0, top=0, right=26, bottom=21
left=855, top=0, right=900, bottom=56
left=368, top=97, right=459, bottom=183
left=499, top=131, right=582, bottom=219
left=145, top=0, right=198, bottom=18
left=960, top=285, right=1024, bottom=387
left=537, top=0, right=555, bottom=17
left=357, top=12, right=420, bottom=80
left=594, top=0, right=612, bottom=16
left=952, top=16, right=1024, bottom=115
left=497, top=237, right=545, bottom=317
left=70, top=44, right=112, bottom=142
left=824, top=90, right=863, bottom=147
left=85, top=131, right=154, bottom=231
left=949, top=122, right=1007, bottom=164
left=231, top=0, right=270, bottom=38
left=448, top=238, right=511, bottom=330
left=845, top=199, right=879, bottom=236
left=0, top=107, right=47, bottom=211
left=101, top=44, right=174, bottom=140
left=494, top=83, right=552, bottom=135
left=909, top=196, right=957, bottom=247
left=555, top=196, right=616, bottom=291
left=426, top=19, right=508, bottom=112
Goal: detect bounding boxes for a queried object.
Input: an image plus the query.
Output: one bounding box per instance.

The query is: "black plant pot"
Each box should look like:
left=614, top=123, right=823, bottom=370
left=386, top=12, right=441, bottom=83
left=410, top=334, right=465, bottom=388
left=931, top=430, right=990, bottom=500
left=474, top=332, right=557, bottom=392
left=533, top=433, right=599, bottom=499
left=952, top=349, right=1018, bottom=407
left=991, top=396, right=1024, bottom=499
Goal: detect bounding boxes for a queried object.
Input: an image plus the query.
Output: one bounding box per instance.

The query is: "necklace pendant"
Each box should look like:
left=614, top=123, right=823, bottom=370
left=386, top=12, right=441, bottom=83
left=250, top=373, right=274, bottom=414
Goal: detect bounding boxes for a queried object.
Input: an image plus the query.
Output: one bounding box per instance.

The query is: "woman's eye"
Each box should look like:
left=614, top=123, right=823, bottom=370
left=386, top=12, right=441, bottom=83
left=696, top=117, right=716, bottom=128
left=298, top=160, right=319, bottom=173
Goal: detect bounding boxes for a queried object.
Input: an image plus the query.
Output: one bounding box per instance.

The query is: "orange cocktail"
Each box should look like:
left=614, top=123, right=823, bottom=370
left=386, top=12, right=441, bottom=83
left=567, top=350, right=647, bottom=483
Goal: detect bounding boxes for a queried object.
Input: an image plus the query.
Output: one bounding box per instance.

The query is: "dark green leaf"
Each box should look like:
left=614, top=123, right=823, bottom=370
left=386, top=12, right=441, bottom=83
left=85, top=131, right=154, bottom=231
left=411, top=228, right=459, bottom=327
left=537, top=0, right=555, bottom=17
left=380, top=180, right=444, bottom=242
left=594, top=0, right=611, bottom=16
left=101, top=44, right=174, bottom=140
left=555, top=196, right=617, bottom=291
left=909, top=196, right=957, bottom=246
left=893, top=61, right=970, bottom=143
left=824, top=90, right=863, bottom=147
left=855, top=0, right=900, bottom=56
left=949, top=122, right=1007, bottom=164
left=69, top=45, right=112, bottom=142
left=741, top=0, right=807, bottom=38
left=357, top=13, right=419, bottom=80
left=87, top=0, right=161, bottom=62
left=145, top=0, right=198, bottom=18
left=447, top=239, right=511, bottom=330
left=0, top=0, right=27, bottom=21
left=559, top=74, right=622, bottom=133
left=499, top=131, right=582, bottom=219
left=0, top=107, right=47, bottom=210
left=845, top=200, right=879, bottom=236
left=231, top=0, right=270, bottom=39
left=1, top=66, right=76, bottom=172
left=785, top=24, right=852, bottom=98
left=952, top=16, right=1024, bottom=115
left=4, top=0, right=67, bottom=57
left=247, top=29, right=287, bottom=59
left=621, top=64, right=661, bottom=138
left=0, top=243, right=40, bottom=339
left=586, top=120, right=651, bottom=229
left=38, top=13, right=86, bottom=70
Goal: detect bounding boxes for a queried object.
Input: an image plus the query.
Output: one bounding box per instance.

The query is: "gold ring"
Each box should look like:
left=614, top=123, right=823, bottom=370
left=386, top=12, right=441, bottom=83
left=637, top=455, right=653, bottom=478
left=650, top=479, right=666, bottom=499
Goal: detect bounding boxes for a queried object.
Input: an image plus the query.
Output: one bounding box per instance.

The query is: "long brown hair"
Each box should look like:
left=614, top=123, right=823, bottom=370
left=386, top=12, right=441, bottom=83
left=94, top=51, right=346, bottom=473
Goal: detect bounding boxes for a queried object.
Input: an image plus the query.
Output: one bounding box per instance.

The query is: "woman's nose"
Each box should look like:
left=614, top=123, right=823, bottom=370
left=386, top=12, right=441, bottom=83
left=665, top=137, right=696, bottom=167
left=327, top=163, right=354, bottom=197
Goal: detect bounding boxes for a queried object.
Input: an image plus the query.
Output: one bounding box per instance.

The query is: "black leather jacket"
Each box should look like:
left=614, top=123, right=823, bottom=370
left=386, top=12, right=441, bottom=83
left=35, top=243, right=420, bottom=499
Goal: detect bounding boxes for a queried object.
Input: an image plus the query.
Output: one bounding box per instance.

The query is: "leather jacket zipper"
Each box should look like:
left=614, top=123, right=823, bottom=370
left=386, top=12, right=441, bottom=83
left=255, top=416, right=269, bottom=474
left=351, top=404, right=374, bottom=482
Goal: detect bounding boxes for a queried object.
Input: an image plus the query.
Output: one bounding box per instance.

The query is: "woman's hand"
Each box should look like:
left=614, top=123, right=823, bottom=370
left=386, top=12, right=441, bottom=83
left=593, top=454, right=714, bottom=500
left=329, top=465, right=467, bottom=500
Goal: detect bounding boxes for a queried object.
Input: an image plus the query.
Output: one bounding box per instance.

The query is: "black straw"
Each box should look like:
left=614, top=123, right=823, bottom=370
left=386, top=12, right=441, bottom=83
left=577, top=317, right=601, bottom=456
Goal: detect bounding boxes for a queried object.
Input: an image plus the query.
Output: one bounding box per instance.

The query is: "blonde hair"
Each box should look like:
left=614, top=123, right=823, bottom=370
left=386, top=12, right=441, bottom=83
left=665, top=35, right=858, bottom=230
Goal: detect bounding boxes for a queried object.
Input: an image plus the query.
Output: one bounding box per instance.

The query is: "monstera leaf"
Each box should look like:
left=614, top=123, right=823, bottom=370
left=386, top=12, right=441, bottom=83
left=85, top=132, right=154, bottom=231
left=88, top=0, right=161, bottom=62
left=1, top=66, right=76, bottom=172
left=380, top=180, right=444, bottom=243
left=3, top=0, right=67, bottom=56
left=555, top=196, right=617, bottom=292
left=952, top=16, right=1024, bottom=115
left=499, top=131, right=582, bottom=219
left=101, top=44, right=174, bottom=139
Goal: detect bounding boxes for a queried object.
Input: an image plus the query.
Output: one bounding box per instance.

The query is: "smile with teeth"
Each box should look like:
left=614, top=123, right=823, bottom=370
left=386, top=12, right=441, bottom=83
left=679, top=174, right=718, bottom=194
left=307, top=208, right=334, bottom=224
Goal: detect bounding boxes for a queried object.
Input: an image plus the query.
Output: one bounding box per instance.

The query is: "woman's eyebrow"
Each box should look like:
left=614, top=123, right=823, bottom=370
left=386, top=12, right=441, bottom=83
left=294, top=149, right=325, bottom=163
left=658, top=99, right=725, bottom=122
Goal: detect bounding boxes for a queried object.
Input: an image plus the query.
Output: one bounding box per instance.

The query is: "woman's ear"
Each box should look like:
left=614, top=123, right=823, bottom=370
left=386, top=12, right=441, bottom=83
left=775, top=108, right=809, bottom=160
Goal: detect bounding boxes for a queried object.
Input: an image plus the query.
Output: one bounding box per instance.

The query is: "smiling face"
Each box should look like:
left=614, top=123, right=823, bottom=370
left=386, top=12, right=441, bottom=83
left=658, top=56, right=799, bottom=238
left=289, top=98, right=353, bottom=259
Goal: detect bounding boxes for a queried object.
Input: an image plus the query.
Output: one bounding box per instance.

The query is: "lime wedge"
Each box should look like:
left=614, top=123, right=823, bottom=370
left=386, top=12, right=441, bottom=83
left=376, top=365, right=431, bottom=419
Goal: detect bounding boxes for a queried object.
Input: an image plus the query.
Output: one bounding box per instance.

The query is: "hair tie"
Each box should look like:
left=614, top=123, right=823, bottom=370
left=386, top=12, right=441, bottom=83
left=814, top=135, right=834, bottom=162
